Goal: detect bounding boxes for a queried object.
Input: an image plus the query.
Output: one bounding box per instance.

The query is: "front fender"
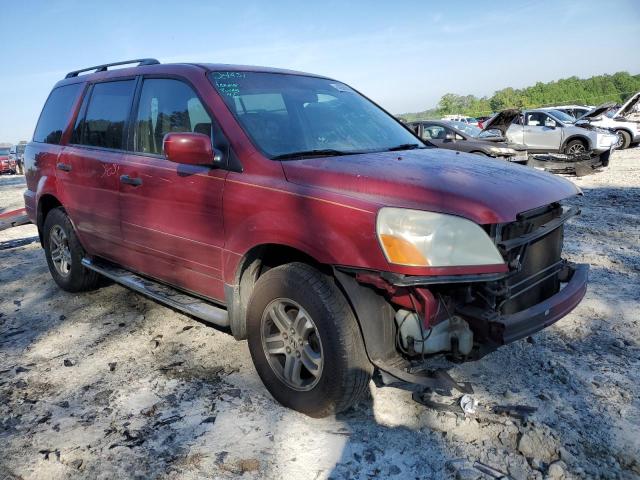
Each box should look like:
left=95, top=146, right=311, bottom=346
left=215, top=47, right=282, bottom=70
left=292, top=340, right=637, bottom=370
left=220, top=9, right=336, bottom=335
left=221, top=177, right=389, bottom=284
left=224, top=207, right=379, bottom=273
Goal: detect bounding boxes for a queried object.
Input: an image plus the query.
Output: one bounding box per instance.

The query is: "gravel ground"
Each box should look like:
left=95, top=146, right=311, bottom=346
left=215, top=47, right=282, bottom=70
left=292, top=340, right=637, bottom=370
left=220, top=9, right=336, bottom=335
left=1, top=149, right=639, bottom=480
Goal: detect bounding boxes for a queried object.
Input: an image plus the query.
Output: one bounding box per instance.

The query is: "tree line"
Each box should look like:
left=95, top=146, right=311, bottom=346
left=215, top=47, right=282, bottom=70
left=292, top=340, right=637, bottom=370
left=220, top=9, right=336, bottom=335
left=399, top=71, right=640, bottom=121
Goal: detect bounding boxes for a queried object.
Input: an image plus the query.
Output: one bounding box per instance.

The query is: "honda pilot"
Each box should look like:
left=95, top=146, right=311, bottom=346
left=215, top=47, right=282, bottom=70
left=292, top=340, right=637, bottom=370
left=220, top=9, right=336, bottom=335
left=24, top=59, right=589, bottom=417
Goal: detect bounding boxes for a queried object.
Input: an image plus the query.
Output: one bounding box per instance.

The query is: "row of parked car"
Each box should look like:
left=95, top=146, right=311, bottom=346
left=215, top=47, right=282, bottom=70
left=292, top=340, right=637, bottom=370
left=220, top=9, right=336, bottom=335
left=0, top=143, right=26, bottom=175
left=407, top=93, right=640, bottom=176
left=432, top=92, right=640, bottom=153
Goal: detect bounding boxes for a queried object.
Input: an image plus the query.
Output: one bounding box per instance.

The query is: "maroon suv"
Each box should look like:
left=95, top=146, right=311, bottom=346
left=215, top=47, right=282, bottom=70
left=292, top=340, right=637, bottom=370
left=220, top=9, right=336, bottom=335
left=24, top=59, right=588, bottom=417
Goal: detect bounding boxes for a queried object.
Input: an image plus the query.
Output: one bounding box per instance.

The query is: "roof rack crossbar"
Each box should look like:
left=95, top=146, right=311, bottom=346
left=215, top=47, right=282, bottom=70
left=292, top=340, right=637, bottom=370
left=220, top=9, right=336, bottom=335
left=65, top=58, right=160, bottom=78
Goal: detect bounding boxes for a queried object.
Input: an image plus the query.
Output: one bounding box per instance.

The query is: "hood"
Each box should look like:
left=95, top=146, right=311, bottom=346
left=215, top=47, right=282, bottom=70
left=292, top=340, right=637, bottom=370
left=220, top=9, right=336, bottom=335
left=281, top=148, right=580, bottom=224
left=480, top=109, right=520, bottom=136
left=577, top=102, right=616, bottom=121
left=616, top=91, right=640, bottom=118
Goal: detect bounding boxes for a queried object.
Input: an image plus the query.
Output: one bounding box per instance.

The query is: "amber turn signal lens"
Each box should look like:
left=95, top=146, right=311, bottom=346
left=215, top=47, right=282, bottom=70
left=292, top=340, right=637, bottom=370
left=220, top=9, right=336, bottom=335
left=379, top=234, right=429, bottom=267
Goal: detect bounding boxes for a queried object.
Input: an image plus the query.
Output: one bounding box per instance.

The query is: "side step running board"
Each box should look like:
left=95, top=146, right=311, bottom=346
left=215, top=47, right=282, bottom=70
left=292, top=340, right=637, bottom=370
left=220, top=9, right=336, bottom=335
left=81, top=258, right=229, bottom=327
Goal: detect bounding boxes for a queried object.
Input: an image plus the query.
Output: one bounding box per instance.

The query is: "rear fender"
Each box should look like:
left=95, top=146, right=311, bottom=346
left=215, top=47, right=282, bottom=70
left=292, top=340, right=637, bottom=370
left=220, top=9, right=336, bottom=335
left=35, top=175, right=62, bottom=228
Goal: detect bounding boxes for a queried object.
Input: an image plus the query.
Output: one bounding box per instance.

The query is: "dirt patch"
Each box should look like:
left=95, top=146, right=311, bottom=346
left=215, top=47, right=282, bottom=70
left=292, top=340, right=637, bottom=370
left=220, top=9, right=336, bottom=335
left=1, top=150, right=639, bottom=479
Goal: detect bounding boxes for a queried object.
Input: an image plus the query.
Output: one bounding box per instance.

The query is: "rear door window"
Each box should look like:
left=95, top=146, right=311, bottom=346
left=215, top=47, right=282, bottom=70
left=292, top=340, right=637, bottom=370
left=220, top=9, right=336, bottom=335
left=133, top=78, right=212, bottom=155
left=33, top=83, right=82, bottom=144
left=76, top=80, right=136, bottom=150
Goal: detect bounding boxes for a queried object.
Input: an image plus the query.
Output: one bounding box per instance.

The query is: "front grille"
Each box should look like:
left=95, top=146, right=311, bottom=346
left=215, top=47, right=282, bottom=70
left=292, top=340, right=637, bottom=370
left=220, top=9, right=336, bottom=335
left=491, top=203, right=564, bottom=314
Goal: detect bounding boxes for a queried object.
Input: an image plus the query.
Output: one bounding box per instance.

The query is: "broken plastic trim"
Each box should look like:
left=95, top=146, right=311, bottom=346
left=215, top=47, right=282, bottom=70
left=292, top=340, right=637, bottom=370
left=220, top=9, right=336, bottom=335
left=497, top=206, right=579, bottom=252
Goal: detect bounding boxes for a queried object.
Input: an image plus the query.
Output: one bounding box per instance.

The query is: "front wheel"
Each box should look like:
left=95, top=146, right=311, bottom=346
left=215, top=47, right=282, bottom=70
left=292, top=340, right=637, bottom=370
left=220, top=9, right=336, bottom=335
left=43, top=207, right=100, bottom=292
left=247, top=263, right=372, bottom=417
left=615, top=130, right=631, bottom=150
left=564, top=139, right=588, bottom=155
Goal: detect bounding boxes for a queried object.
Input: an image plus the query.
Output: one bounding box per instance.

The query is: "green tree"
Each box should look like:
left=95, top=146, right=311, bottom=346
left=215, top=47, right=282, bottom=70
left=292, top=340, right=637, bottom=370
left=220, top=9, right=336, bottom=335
left=399, top=71, right=640, bottom=119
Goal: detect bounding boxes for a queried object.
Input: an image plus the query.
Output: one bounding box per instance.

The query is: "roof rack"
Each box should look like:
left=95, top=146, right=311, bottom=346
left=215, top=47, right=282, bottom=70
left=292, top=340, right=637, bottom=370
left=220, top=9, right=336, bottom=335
left=65, top=58, right=160, bottom=78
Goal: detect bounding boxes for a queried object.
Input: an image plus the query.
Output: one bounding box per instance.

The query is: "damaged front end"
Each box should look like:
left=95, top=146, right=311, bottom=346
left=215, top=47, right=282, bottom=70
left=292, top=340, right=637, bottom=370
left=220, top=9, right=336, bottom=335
left=336, top=202, right=588, bottom=387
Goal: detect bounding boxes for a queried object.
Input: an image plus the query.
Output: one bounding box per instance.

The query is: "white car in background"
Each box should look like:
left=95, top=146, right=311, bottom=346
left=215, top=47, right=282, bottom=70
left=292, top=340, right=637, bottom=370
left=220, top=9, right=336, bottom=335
left=441, top=115, right=480, bottom=127
left=573, top=92, right=640, bottom=149
left=551, top=105, right=594, bottom=119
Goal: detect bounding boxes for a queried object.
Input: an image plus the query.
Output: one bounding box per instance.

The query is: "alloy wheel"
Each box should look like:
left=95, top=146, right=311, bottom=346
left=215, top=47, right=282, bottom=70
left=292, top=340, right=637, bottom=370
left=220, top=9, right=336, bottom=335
left=260, top=298, right=324, bottom=391
left=49, top=225, right=72, bottom=277
left=567, top=143, right=586, bottom=154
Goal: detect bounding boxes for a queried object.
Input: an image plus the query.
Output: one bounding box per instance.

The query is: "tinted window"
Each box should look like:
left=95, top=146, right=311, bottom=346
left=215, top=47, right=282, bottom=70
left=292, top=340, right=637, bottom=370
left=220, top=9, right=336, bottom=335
left=134, top=79, right=212, bottom=155
left=77, top=80, right=135, bottom=149
left=33, top=83, right=82, bottom=144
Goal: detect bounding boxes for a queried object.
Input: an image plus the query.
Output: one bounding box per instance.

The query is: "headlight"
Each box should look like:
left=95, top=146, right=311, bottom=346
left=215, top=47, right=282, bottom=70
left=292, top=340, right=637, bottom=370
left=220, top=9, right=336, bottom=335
left=376, top=208, right=505, bottom=267
left=488, top=146, right=516, bottom=155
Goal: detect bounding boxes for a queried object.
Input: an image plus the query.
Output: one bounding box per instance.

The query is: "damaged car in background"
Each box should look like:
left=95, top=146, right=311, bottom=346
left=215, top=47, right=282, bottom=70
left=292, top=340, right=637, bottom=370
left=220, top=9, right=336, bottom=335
left=572, top=92, right=640, bottom=150
left=408, top=120, right=528, bottom=164
left=25, top=59, right=589, bottom=417
left=482, top=108, right=618, bottom=176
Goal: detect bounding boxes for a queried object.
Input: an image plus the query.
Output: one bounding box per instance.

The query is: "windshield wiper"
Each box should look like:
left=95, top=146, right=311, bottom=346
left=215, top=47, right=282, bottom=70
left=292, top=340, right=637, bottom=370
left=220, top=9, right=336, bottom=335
left=386, top=143, right=425, bottom=151
left=272, top=149, right=358, bottom=160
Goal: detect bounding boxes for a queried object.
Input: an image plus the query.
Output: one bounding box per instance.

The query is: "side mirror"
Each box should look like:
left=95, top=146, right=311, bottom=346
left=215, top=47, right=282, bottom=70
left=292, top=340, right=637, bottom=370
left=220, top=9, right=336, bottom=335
left=545, top=119, right=557, bottom=129
left=163, top=132, right=222, bottom=166
left=444, top=132, right=455, bottom=141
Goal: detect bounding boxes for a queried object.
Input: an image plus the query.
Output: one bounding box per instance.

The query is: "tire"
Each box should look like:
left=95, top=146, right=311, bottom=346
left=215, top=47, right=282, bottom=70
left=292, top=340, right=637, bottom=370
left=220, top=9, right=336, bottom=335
left=43, top=207, right=100, bottom=292
left=247, top=262, right=372, bottom=417
left=564, top=139, right=588, bottom=154
left=615, top=130, right=631, bottom=150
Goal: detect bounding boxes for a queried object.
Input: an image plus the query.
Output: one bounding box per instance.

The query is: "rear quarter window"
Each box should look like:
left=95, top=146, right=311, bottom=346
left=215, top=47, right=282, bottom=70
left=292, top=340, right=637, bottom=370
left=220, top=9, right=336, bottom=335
left=33, top=83, right=83, bottom=144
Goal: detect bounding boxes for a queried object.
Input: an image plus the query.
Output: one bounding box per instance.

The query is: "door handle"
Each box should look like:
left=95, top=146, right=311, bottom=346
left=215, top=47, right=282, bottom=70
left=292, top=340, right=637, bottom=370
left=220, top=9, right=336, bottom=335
left=56, top=162, right=72, bottom=172
left=120, top=175, right=143, bottom=186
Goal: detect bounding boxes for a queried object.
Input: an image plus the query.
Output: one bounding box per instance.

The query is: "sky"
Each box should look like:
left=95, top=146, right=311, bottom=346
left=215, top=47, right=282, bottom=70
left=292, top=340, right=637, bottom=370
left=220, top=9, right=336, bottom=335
left=1, top=0, right=639, bottom=143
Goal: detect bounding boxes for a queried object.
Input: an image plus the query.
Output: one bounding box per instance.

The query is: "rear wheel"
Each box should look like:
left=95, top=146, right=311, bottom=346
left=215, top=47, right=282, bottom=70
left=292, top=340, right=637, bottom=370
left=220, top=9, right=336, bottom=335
left=247, top=262, right=372, bottom=417
left=43, top=208, right=100, bottom=292
left=564, top=139, right=588, bottom=154
left=615, top=130, right=631, bottom=150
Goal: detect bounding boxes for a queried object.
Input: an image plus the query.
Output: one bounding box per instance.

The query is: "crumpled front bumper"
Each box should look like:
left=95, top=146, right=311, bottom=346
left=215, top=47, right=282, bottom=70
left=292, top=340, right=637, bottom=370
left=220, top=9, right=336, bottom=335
left=488, top=263, right=588, bottom=345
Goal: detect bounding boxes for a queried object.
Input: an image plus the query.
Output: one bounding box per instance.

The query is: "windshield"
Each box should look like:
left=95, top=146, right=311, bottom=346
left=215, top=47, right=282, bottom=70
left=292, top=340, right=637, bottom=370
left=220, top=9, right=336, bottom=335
left=547, top=109, right=575, bottom=124
left=449, top=121, right=482, bottom=137
left=0, top=148, right=10, bottom=155
left=210, top=72, right=423, bottom=158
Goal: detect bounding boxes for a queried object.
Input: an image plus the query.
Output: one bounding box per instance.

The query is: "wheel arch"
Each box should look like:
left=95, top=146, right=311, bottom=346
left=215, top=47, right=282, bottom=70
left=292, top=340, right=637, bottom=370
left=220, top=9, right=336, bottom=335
left=226, top=243, right=330, bottom=340
left=36, top=193, right=64, bottom=244
left=614, top=127, right=634, bottom=148
left=561, top=135, right=591, bottom=152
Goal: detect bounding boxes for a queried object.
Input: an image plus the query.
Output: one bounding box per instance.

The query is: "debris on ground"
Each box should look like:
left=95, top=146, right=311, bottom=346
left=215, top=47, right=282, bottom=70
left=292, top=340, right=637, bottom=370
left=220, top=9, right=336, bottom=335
left=1, top=148, right=640, bottom=478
